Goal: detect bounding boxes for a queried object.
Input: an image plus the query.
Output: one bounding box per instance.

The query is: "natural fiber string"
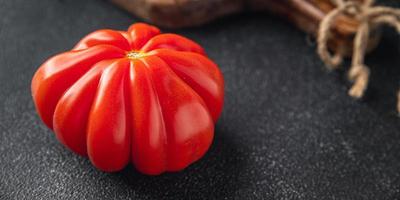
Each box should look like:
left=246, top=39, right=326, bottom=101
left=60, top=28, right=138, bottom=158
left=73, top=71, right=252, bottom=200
left=317, top=0, right=400, bottom=113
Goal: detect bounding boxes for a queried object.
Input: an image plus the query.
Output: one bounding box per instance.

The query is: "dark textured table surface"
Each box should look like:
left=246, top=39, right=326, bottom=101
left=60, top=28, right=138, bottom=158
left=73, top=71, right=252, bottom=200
left=1, top=1, right=400, bottom=199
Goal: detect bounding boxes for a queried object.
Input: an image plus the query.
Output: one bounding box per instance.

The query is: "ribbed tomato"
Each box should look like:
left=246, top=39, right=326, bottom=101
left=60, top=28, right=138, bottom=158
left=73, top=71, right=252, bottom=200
left=31, top=23, right=224, bottom=175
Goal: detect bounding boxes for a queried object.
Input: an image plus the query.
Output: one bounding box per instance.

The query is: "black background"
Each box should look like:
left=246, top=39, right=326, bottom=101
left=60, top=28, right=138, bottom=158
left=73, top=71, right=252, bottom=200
left=1, top=0, right=400, bottom=199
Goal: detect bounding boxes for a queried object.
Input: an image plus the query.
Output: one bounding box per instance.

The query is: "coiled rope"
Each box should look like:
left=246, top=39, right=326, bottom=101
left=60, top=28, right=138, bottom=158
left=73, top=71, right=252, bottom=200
left=317, top=0, right=400, bottom=113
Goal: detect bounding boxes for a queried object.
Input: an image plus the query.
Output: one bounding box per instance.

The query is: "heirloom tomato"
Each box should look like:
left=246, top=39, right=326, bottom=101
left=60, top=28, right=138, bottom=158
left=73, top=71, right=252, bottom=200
left=31, top=23, right=224, bottom=175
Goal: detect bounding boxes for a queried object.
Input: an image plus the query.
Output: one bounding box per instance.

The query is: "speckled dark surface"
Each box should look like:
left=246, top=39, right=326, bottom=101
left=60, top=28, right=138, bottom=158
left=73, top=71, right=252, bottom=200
left=1, top=0, right=400, bottom=199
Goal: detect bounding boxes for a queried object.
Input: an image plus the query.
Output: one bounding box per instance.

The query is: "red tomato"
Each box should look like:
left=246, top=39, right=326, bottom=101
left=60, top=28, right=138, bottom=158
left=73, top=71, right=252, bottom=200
left=31, top=23, right=224, bottom=175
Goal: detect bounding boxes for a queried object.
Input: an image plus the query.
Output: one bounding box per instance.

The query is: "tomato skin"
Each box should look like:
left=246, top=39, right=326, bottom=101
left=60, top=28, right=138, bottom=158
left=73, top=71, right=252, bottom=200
left=53, top=60, right=112, bottom=156
left=86, top=59, right=131, bottom=171
left=31, top=23, right=224, bottom=175
left=150, top=49, right=224, bottom=122
left=31, top=45, right=125, bottom=129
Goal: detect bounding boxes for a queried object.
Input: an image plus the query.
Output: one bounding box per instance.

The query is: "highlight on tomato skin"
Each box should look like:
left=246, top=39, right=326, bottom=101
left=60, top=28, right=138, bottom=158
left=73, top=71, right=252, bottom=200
left=31, top=23, right=224, bottom=175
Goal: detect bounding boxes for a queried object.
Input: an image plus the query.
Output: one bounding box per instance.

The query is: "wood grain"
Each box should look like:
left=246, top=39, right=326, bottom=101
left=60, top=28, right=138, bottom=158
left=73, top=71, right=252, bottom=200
left=111, top=0, right=380, bottom=56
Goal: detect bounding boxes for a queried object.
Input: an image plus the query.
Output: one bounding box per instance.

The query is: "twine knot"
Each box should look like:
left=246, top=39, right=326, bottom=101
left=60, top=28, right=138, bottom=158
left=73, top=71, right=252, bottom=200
left=317, top=0, right=400, bottom=113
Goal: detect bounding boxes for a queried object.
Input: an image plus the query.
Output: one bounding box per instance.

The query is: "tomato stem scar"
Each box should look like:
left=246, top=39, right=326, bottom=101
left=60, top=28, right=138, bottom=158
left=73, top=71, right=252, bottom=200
left=126, top=51, right=146, bottom=59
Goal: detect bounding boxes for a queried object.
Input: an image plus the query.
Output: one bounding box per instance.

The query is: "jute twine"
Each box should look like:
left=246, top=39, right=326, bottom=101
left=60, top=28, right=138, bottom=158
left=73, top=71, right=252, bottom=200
left=317, top=0, right=400, bottom=113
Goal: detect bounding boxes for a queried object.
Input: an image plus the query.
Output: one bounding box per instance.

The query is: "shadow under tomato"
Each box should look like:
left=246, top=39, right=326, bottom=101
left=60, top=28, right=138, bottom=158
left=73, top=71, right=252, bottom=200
left=110, top=124, right=247, bottom=199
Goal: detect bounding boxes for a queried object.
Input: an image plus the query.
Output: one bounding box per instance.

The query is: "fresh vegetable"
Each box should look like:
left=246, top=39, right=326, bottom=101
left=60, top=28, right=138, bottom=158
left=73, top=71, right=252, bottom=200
left=31, top=23, right=224, bottom=175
